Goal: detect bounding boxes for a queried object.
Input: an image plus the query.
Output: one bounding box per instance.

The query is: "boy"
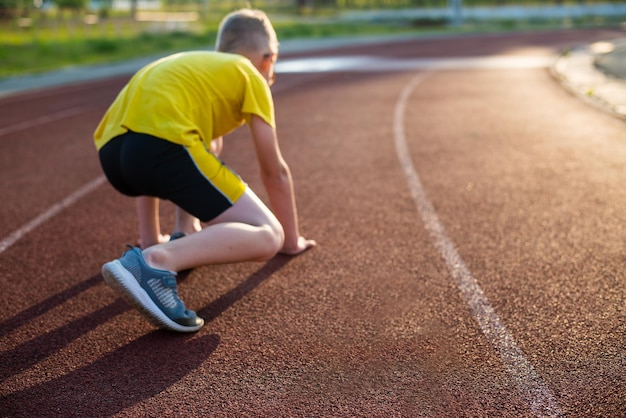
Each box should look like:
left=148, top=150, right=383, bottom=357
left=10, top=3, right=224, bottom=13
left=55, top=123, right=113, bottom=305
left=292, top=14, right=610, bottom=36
left=95, top=9, right=316, bottom=333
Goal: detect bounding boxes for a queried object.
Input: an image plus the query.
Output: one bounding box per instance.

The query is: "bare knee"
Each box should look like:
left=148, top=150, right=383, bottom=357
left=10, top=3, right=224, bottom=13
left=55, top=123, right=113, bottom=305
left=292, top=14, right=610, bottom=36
left=255, top=223, right=284, bottom=261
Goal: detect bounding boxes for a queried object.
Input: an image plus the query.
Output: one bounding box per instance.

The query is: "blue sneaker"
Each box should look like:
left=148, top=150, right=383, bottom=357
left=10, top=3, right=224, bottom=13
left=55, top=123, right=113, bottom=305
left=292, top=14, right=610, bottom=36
left=169, top=232, right=186, bottom=241
left=102, top=246, right=204, bottom=332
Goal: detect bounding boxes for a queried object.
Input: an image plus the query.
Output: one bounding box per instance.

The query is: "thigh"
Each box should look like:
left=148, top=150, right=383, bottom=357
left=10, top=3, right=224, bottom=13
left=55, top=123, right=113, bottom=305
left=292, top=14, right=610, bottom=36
left=207, top=187, right=281, bottom=230
left=165, top=140, right=247, bottom=222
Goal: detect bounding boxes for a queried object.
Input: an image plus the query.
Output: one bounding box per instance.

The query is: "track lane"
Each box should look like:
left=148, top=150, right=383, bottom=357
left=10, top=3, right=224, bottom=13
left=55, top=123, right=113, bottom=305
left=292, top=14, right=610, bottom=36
left=401, top=67, right=626, bottom=415
left=1, top=29, right=625, bottom=417
left=0, top=70, right=535, bottom=416
left=395, top=72, right=561, bottom=417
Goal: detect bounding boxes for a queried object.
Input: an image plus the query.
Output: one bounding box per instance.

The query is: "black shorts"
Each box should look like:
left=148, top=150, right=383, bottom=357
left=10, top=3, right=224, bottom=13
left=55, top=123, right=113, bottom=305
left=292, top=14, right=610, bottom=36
left=98, top=131, right=245, bottom=222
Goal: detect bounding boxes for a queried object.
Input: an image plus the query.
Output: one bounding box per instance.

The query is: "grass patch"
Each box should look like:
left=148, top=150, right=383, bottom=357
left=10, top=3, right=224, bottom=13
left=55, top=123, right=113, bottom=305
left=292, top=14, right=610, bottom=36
left=1, top=11, right=624, bottom=79
left=274, top=20, right=416, bottom=39
left=87, top=38, right=120, bottom=54
left=0, top=27, right=220, bottom=77
left=0, top=19, right=425, bottom=78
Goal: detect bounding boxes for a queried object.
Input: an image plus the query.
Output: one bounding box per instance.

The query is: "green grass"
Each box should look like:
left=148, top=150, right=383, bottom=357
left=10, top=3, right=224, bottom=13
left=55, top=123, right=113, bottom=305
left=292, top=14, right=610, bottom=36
left=0, top=17, right=426, bottom=78
left=0, top=20, right=220, bottom=78
left=0, top=11, right=624, bottom=79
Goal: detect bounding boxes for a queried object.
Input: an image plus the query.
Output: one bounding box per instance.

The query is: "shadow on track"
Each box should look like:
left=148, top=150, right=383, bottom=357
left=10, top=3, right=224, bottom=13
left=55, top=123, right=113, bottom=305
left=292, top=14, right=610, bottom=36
left=0, top=274, right=105, bottom=338
left=0, top=271, right=192, bottom=380
left=0, top=297, right=128, bottom=380
left=197, top=253, right=294, bottom=321
left=0, top=331, right=220, bottom=417
left=0, top=255, right=295, bottom=416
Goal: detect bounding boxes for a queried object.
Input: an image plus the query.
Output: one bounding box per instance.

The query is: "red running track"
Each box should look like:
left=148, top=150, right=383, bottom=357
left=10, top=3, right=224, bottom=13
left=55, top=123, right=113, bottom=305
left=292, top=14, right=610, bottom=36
left=1, top=28, right=625, bottom=417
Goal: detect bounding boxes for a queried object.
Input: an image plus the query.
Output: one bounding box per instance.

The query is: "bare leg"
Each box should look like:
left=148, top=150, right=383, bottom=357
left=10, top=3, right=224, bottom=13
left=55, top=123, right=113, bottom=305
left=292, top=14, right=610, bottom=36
left=136, top=196, right=169, bottom=248
left=142, top=188, right=284, bottom=272
left=173, top=206, right=202, bottom=236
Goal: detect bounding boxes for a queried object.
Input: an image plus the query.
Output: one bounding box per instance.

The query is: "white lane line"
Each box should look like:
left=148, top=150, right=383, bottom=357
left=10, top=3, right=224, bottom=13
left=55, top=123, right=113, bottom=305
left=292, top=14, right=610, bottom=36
left=393, top=72, right=562, bottom=417
left=0, top=176, right=106, bottom=255
left=0, top=106, right=87, bottom=137
left=276, top=55, right=554, bottom=73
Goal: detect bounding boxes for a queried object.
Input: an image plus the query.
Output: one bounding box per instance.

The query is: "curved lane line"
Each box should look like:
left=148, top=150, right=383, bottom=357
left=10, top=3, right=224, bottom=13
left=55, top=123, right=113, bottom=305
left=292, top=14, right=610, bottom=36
left=276, top=55, right=554, bottom=73
left=0, top=176, right=106, bottom=255
left=393, top=72, right=562, bottom=417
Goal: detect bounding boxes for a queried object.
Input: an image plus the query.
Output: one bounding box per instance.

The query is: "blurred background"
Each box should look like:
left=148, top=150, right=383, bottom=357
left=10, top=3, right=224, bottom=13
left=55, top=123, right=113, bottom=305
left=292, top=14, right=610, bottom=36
left=1, top=0, right=626, bottom=78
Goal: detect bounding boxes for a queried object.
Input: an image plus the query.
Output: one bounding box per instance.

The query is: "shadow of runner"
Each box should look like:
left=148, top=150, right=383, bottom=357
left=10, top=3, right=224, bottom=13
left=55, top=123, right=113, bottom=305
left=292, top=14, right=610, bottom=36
left=197, top=254, right=293, bottom=322
left=0, top=274, right=103, bottom=338
left=0, top=270, right=192, bottom=339
left=0, top=298, right=129, bottom=381
left=0, top=255, right=292, bottom=416
left=0, top=267, right=195, bottom=382
left=0, top=332, right=220, bottom=417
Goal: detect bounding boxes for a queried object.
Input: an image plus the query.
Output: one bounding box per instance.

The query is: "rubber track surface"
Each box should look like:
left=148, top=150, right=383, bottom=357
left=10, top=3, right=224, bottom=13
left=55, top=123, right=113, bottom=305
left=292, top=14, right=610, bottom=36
left=1, top=28, right=625, bottom=417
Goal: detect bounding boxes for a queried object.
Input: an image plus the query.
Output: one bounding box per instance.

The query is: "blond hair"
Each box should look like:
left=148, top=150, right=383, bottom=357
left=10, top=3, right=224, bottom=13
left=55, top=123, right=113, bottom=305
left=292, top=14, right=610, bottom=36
left=216, top=9, right=279, bottom=55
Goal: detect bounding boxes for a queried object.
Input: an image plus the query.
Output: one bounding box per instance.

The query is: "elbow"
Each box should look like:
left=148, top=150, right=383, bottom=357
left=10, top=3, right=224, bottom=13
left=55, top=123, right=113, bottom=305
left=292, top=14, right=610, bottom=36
left=261, top=159, right=290, bottom=183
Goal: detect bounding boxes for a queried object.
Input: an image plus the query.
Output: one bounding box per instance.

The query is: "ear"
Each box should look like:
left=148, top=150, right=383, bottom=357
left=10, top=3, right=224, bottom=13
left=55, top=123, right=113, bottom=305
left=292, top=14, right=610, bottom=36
left=259, top=53, right=274, bottom=72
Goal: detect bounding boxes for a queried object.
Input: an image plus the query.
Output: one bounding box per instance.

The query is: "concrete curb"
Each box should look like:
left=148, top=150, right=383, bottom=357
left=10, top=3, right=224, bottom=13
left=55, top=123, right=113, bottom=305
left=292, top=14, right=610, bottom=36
left=550, top=38, right=626, bottom=120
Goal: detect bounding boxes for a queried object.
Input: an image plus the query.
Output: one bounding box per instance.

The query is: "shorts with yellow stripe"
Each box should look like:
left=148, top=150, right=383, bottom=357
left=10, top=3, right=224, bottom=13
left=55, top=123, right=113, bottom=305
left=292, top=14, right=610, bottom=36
left=98, top=130, right=246, bottom=222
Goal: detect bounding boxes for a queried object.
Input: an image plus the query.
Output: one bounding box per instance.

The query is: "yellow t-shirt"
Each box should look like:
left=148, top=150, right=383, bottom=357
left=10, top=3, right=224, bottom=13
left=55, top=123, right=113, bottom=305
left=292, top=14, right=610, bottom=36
left=94, top=51, right=275, bottom=150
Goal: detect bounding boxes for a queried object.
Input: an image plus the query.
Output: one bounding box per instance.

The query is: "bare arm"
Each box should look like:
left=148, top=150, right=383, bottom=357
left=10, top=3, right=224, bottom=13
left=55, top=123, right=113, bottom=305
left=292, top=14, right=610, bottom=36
left=249, top=115, right=315, bottom=254
left=211, top=136, right=223, bottom=156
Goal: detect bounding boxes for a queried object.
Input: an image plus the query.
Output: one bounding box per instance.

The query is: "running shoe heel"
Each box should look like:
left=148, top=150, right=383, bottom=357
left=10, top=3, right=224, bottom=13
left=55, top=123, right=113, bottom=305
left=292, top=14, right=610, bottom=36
left=102, top=246, right=203, bottom=332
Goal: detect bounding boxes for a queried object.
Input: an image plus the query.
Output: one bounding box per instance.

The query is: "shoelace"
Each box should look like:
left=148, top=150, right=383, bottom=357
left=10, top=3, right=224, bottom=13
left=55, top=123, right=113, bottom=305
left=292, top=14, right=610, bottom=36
left=147, top=276, right=179, bottom=310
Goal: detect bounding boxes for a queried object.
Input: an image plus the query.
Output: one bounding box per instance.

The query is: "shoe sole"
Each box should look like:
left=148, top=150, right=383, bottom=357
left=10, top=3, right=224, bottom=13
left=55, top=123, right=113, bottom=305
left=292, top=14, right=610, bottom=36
left=102, top=260, right=203, bottom=333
